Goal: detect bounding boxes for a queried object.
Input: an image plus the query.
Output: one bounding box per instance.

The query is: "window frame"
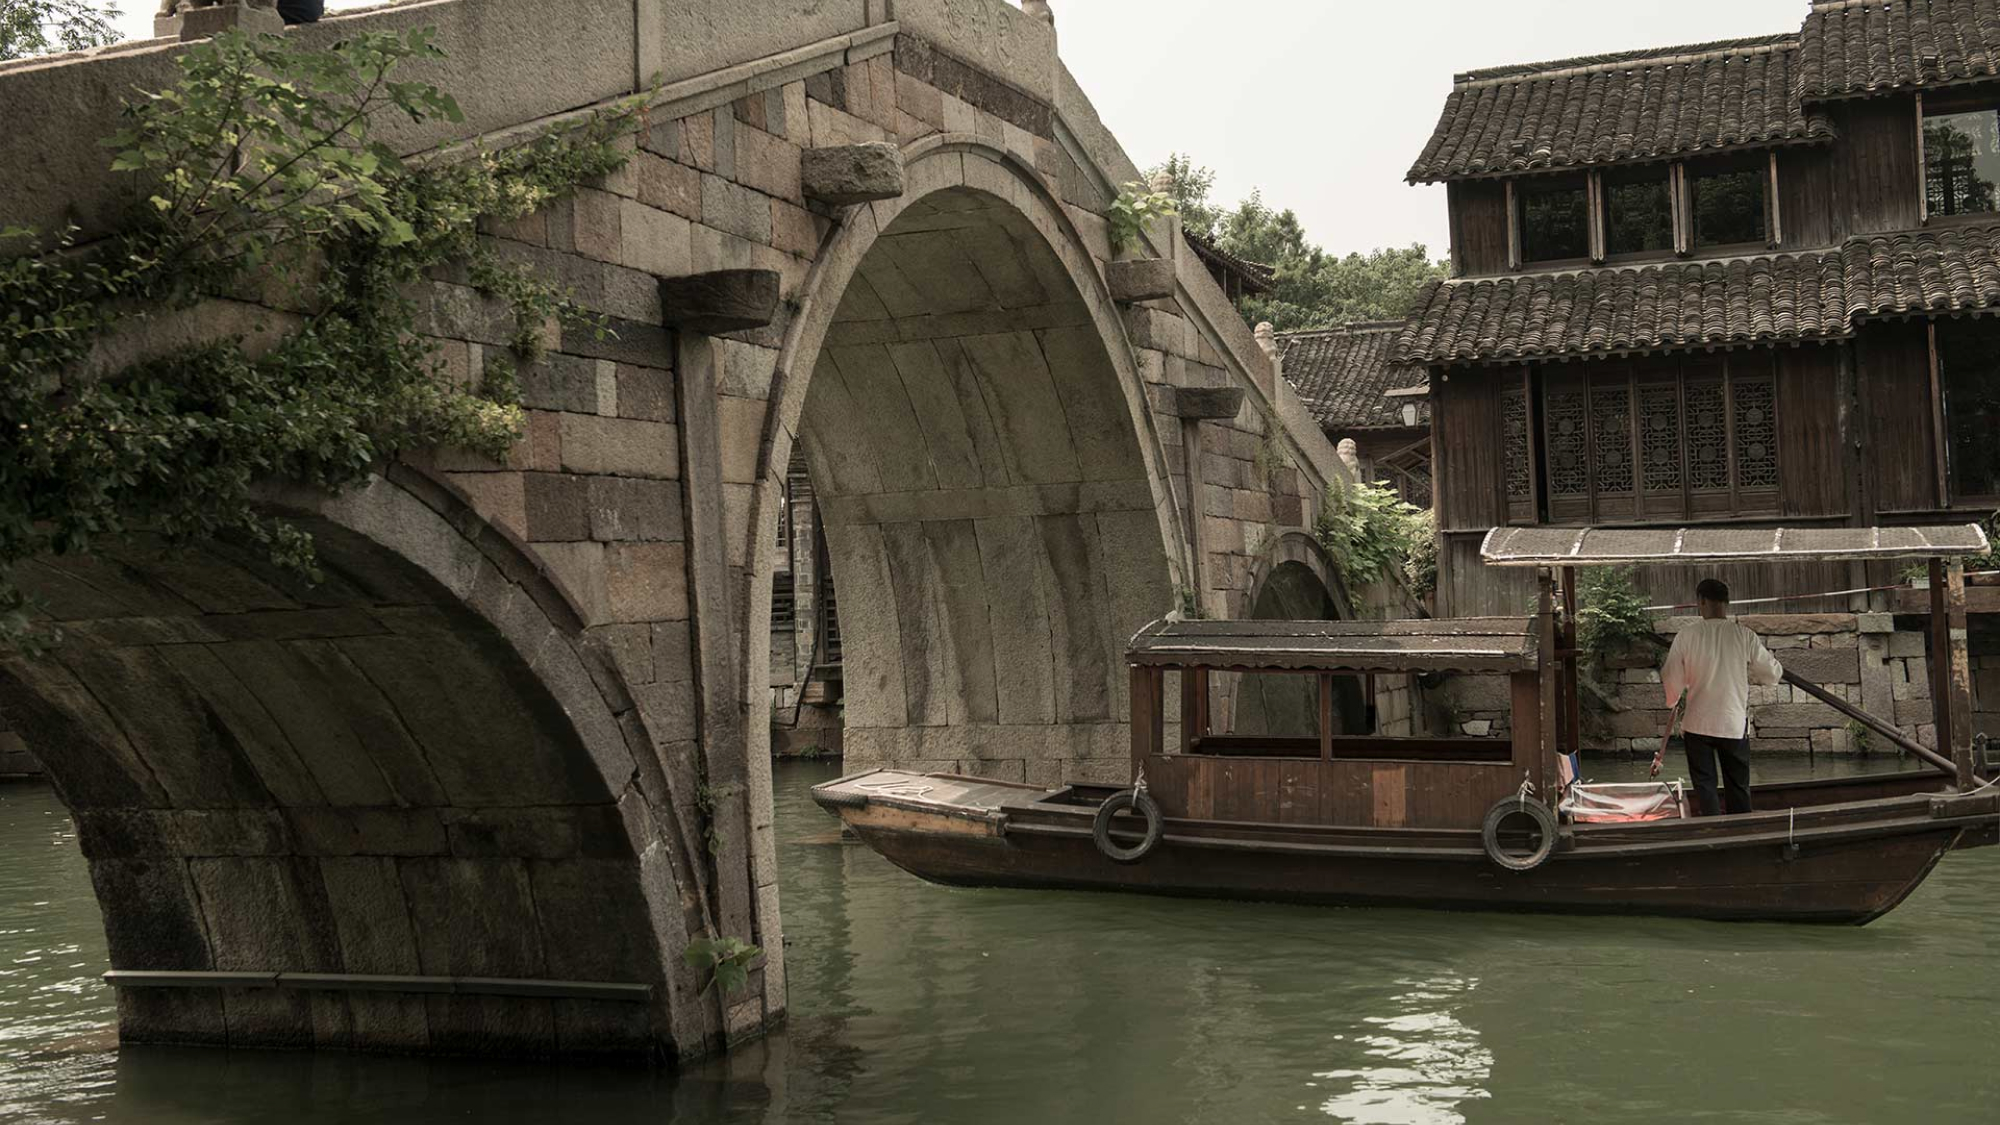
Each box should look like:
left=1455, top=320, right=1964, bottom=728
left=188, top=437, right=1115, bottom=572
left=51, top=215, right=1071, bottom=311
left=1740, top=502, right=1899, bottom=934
left=1507, top=354, right=1781, bottom=526
left=1598, top=165, right=1677, bottom=263
left=1510, top=173, right=1594, bottom=268
left=1932, top=315, right=2000, bottom=506
left=1683, top=154, right=1773, bottom=254
left=1918, top=88, right=2000, bottom=226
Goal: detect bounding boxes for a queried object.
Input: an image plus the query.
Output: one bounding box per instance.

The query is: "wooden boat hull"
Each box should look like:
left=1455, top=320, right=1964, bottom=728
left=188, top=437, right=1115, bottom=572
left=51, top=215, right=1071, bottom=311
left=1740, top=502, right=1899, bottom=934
left=817, top=771, right=1998, bottom=924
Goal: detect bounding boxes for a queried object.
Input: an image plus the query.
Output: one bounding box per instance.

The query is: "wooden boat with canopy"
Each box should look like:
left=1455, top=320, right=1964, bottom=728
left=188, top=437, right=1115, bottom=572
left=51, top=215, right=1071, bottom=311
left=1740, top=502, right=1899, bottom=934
left=813, top=524, right=2000, bottom=922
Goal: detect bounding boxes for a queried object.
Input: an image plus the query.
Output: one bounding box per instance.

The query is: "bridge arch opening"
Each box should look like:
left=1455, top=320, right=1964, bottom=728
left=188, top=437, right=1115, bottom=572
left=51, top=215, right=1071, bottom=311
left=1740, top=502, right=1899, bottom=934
left=1230, top=533, right=1366, bottom=738
left=758, top=151, right=1183, bottom=787
left=0, top=475, right=706, bottom=1060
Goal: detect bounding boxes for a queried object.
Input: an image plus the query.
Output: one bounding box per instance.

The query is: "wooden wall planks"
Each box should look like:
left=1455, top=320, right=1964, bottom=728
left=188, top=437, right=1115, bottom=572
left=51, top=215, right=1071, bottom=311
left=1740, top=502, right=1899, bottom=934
left=1449, top=180, right=1513, bottom=277
left=1144, top=754, right=1517, bottom=829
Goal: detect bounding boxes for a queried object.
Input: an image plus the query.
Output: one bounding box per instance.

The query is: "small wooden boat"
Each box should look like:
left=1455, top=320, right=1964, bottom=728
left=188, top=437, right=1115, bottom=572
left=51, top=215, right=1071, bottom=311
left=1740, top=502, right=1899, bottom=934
left=815, top=525, right=2000, bottom=923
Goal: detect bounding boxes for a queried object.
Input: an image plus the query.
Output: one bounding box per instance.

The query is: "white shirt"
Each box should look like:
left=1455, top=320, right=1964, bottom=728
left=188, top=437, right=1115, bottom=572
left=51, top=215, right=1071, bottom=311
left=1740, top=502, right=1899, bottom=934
left=1660, top=617, right=1784, bottom=740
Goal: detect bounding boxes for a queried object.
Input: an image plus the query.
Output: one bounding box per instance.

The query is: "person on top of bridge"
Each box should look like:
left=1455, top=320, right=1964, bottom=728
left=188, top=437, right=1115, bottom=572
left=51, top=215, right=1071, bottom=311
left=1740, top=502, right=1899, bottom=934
left=1654, top=578, right=1785, bottom=816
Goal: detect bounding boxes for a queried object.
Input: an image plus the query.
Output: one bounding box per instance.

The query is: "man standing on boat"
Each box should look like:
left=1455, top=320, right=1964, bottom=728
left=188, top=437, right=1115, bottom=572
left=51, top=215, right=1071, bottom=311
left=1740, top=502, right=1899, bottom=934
left=1654, top=579, right=1784, bottom=816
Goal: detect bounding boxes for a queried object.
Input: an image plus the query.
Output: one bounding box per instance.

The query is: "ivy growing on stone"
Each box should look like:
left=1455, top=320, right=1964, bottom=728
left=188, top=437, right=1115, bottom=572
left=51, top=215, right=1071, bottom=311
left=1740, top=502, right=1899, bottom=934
left=1313, top=479, right=1425, bottom=593
left=0, top=26, right=640, bottom=647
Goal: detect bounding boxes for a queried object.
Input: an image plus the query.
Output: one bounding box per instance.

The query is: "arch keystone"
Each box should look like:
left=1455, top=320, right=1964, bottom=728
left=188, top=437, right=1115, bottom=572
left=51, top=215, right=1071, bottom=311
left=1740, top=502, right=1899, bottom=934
left=801, top=143, right=906, bottom=205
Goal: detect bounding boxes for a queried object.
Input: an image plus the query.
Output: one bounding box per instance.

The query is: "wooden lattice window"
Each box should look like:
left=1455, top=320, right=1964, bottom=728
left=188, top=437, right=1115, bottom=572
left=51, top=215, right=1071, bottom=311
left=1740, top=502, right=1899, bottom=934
left=1545, top=388, right=1589, bottom=500
left=1734, top=379, right=1779, bottom=489
left=1535, top=359, right=1778, bottom=523
left=1685, top=380, right=1730, bottom=492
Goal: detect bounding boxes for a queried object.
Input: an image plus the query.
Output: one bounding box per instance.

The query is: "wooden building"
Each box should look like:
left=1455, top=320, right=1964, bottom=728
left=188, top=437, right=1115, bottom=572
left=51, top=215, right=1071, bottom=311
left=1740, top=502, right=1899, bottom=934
left=1279, top=323, right=1433, bottom=506
left=1184, top=229, right=1276, bottom=302
left=1399, top=3, right=2000, bottom=615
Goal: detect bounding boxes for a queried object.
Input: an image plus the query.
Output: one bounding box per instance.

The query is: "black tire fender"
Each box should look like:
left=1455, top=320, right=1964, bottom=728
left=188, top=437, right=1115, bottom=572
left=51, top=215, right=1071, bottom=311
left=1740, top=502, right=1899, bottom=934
left=1092, top=789, right=1164, bottom=864
left=1481, top=796, right=1558, bottom=872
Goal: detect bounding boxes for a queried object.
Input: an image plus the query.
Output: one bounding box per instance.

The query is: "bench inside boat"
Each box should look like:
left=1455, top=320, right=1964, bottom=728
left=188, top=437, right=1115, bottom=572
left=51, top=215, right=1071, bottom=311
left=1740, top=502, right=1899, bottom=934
left=1124, top=617, right=1551, bottom=828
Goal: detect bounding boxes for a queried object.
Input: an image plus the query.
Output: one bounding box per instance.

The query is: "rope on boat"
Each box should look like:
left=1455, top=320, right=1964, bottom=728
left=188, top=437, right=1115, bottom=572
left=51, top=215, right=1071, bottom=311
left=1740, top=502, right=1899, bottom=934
left=859, top=778, right=936, bottom=799
left=1638, top=576, right=1993, bottom=614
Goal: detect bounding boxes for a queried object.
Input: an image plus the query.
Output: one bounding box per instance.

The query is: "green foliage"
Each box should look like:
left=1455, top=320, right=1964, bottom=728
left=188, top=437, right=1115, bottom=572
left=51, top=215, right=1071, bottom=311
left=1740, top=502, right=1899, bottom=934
left=1143, top=154, right=1447, bottom=330
left=1576, top=566, right=1655, bottom=680
left=1403, top=507, right=1438, bottom=601
left=0, top=27, right=638, bottom=648
left=1150, top=153, right=1224, bottom=239
left=1844, top=718, right=1874, bottom=755
left=0, top=0, right=120, bottom=61
left=1313, top=480, right=1424, bottom=591
left=1252, top=412, right=1289, bottom=487
left=1107, top=180, right=1177, bottom=255
left=683, top=936, right=761, bottom=996
left=1175, top=585, right=1207, bottom=620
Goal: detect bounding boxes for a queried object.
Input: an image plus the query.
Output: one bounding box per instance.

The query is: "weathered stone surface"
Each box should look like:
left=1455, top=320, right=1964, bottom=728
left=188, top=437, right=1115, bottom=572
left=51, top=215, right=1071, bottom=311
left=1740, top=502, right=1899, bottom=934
left=802, top=142, right=906, bottom=204
left=1780, top=647, right=1862, bottom=685
left=1751, top=702, right=1847, bottom=728
left=1107, top=257, right=1176, bottom=303
left=659, top=269, right=782, bottom=334
left=1172, top=386, right=1245, bottom=421
left=557, top=414, right=680, bottom=479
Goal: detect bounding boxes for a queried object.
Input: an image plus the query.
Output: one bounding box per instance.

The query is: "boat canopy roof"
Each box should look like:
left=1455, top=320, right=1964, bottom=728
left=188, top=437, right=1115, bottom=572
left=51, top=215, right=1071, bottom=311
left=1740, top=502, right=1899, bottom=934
left=1128, top=617, right=1538, bottom=674
left=1480, top=524, right=1990, bottom=568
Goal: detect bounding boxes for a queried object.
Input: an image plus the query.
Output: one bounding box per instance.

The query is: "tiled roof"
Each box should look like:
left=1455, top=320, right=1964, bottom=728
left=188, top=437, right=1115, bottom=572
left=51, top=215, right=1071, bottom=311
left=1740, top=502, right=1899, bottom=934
left=1843, top=222, right=2000, bottom=316
left=1799, top=0, right=2000, bottom=100
left=1280, top=323, right=1431, bottom=430
left=1395, top=223, right=2000, bottom=364
left=1395, top=252, right=1851, bottom=364
left=1184, top=230, right=1275, bottom=294
left=1408, top=35, right=1835, bottom=183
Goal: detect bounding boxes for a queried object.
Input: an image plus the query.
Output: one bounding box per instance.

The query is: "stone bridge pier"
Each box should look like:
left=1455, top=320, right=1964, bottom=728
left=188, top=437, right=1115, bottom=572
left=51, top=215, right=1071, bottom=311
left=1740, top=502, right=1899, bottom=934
left=0, top=0, right=1356, bottom=1062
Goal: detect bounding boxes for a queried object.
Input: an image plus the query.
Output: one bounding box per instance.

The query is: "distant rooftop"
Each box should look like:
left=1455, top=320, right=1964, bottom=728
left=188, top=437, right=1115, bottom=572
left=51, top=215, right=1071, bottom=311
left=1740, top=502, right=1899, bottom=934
left=1279, top=323, right=1429, bottom=431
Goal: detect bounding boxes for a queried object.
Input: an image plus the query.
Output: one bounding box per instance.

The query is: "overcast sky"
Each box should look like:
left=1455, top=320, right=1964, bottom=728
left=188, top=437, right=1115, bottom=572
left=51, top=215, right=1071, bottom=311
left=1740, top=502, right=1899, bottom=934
left=114, top=0, right=1813, bottom=259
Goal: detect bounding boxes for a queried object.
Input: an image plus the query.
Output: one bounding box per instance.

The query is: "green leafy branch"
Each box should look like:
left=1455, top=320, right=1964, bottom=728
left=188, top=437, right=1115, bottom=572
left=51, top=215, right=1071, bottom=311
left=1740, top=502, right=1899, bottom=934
left=683, top=936, right=761, bottom=996
left=0, top=27, right=639, bottom=649
left=1107, top=180, right=1177, bottom=255
left=1312, top=479, right=1425, bottom=592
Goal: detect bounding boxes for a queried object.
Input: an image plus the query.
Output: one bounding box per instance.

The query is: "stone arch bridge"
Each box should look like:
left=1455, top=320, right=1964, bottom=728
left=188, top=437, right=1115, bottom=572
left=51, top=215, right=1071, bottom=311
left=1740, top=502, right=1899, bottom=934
left=0, top=0, right=1363, bottom=1062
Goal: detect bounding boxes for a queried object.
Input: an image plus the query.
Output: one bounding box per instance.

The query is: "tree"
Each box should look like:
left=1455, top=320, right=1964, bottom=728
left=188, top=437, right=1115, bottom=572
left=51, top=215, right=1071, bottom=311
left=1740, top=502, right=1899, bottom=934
left=0, top=0, right=121, bottom=61
left=1154, top=152, right=1224, bottom=240
left=1146, top=152, right=1447, bottom=331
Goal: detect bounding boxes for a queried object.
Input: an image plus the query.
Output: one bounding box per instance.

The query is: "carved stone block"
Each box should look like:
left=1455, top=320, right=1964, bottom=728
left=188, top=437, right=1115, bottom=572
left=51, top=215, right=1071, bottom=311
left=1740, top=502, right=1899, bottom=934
left=1171, top=386, right=1245, bottom=421
left=801, top=143, right=905, bottom=205
left=657, top=269, right=781, bottom=335
left=1107, top=257, right=1176, bottom=303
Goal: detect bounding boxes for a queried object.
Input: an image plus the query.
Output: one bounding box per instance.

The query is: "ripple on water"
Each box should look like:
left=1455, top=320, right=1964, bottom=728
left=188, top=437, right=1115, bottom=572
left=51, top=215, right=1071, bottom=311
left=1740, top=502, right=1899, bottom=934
left=1, top=763, right=1998, bottom=1124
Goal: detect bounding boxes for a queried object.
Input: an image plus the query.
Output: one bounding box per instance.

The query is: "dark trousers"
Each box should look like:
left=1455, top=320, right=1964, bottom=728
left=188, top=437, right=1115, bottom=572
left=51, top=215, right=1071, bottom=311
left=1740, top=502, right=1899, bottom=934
left=1683, top=732, right=1752, bottom=816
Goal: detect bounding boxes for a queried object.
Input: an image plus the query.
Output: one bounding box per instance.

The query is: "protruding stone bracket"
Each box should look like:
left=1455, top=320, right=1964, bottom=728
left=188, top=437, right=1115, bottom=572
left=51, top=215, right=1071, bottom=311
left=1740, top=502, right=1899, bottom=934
left=1107, top=257, right=1176, bottom=304
left=155, top=0, right=285, bottom=41
left=659, top=269, right=781, bottom=334
left=801, top=143, right=906, bottom=205
left=1172, top=386, right=1245, bottom=421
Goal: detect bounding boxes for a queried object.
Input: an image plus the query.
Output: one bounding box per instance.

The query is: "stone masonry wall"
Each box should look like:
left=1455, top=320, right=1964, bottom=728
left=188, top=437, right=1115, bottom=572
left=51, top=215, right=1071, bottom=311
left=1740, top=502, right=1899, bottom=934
left=1441, top=612, right=1998, bottom=757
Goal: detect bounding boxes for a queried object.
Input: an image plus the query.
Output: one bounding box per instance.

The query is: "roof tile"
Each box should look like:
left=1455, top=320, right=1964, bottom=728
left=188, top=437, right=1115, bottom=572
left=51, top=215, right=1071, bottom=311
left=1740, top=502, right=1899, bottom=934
left=1279, top=324, right=1430, bottom=429
left=1409, top=35, right=1834, bottom=182
left=1397, top=222, right=2000, bottom=364
left=1799, top=0, right=2000, bottom=100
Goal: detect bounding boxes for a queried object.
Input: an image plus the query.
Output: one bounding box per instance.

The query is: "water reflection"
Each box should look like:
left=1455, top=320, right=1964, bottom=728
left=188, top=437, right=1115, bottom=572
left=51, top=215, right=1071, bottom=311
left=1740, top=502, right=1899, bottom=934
left=1314, top=977, right=1491, bottom=1125
left=1, top=758, right=1998, bottom=1123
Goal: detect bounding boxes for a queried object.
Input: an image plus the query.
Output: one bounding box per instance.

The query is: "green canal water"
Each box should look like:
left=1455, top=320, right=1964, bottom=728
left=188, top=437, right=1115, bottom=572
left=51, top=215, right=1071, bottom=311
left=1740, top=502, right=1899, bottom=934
left=3, top=758, right=1997, bottom=1124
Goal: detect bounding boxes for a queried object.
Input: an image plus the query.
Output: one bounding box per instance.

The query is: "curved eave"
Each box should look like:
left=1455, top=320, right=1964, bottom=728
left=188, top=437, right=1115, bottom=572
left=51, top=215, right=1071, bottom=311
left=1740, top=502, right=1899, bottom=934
left=1405, top=132, right=1837, bottom=186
